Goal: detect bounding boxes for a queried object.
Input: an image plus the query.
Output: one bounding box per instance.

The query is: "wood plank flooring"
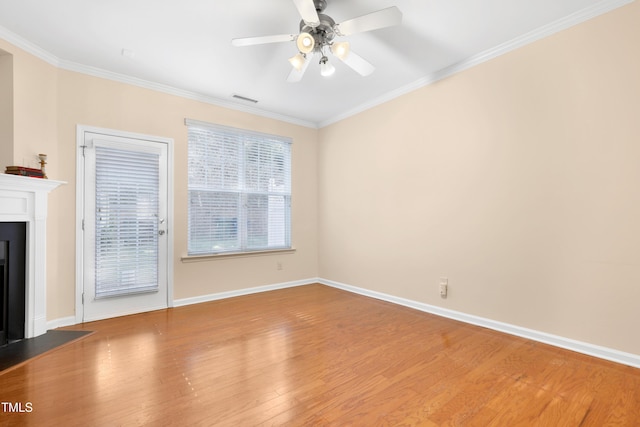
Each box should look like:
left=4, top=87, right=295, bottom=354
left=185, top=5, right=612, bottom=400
left=0, top=330, right=93, bottom=374
left=1, top=284, right=639, bottom=426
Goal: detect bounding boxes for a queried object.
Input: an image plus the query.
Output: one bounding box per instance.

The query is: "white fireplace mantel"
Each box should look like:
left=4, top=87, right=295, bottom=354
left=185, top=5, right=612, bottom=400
left=0, top=173, right=65, bottom=338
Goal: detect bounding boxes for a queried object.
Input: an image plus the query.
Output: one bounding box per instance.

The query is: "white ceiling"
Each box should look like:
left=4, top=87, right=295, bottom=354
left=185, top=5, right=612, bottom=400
left=0, top=0, right=632, bottom=127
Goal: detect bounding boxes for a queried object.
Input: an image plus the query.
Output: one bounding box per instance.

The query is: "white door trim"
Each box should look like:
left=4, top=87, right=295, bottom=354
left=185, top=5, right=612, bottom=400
left=75, top=125, right=174, bottom=325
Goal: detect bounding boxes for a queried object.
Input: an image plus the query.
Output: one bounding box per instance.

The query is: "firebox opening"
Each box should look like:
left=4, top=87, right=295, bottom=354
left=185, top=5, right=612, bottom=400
left=0, top=222, right=26, bottom=348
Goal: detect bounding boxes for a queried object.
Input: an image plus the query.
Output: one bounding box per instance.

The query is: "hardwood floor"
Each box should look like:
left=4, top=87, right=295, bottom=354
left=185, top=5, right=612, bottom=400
left=1, top=284, right=639, bottom=426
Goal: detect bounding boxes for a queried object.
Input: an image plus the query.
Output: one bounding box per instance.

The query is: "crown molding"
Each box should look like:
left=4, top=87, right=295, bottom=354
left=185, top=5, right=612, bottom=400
left=0, top=25, right=60, bottom=66
left=0, top=25, right=317, bottom=129
left=56, top=59, right=318, bottom=129
left=318, top=0, right=635, bottom=128
left=1, top=0, right=634, bottom=130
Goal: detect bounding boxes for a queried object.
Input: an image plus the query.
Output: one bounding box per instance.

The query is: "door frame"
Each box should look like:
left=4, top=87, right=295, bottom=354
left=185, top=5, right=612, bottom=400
left=75, top=125, right=174, bottom=325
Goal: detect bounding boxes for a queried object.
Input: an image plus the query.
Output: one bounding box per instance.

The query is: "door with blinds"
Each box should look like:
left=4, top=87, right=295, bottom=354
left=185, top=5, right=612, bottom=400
left=82, top=131, right=169, bottom=322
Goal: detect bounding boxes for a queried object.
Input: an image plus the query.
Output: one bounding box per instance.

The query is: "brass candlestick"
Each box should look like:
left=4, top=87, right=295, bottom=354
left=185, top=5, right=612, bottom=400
left=38, top=153, right=48, bottom=179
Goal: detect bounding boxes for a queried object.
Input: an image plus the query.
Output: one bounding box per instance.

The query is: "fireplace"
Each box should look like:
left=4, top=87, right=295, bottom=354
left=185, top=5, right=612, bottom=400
left=0, top=222, right=26, bottom=346
left=0, top=173, right=64, bottom=339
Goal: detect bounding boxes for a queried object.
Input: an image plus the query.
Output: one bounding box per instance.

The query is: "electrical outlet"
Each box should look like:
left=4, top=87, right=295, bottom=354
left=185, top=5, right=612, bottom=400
left=276, top=261, right=283, bottom=271
left=439, top=277, right=448, bottom=298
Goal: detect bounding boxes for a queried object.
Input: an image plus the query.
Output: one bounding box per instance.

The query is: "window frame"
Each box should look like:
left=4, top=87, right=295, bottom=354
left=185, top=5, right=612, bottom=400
left=186, top=119, right=292, bottom=257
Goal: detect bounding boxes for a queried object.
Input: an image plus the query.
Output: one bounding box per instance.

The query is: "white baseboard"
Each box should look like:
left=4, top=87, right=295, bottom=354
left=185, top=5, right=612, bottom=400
left=47, top=316, right=78, bottom=331
left=173, top=278, right=319, bottom=307
left=45, top=277, right=640, bottom=369
left=319, top=278, right=640, bottom=369
left=47, top=279, right=319, bottom=329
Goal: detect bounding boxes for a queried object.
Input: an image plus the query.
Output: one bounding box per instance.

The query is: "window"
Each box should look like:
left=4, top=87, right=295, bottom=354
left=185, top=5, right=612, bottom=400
left=186, top=119, right=292, bottom=255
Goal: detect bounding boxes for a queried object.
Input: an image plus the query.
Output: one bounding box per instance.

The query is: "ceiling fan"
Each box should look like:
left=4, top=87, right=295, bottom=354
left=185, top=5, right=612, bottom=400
left=231, top=0, right=402, bottom=82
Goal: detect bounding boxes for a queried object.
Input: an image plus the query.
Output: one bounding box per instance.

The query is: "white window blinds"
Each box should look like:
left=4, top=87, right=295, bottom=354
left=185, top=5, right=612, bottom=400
left=187, top=119, right=292, bottom=255
left=95, top=145, right=160, bottom=298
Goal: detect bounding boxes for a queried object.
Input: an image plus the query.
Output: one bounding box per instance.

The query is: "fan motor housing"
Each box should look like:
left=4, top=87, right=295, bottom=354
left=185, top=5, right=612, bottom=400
left=300, top=13, right=336, bottom=50
left=314, top=0, right=328, bottom=13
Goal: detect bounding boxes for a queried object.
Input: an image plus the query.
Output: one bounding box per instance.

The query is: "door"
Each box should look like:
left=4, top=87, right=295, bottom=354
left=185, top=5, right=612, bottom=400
left=81, top=130, right=170, bottom=322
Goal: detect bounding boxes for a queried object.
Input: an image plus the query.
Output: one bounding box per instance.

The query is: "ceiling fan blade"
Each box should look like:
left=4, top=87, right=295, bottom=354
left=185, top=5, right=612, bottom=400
left=292, top=0, right=320, bottom=27
left=231, top=34, right=296, bottom=47
left=287, top=53, right=313, bottom=82
left=334, top=6, right=402, bottom=36
left=336, top=50, right=375, bottom=76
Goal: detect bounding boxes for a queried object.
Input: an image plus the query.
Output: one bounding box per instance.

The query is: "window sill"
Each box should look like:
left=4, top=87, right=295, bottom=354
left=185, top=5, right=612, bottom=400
left=181, top=248, right=296, bottom=263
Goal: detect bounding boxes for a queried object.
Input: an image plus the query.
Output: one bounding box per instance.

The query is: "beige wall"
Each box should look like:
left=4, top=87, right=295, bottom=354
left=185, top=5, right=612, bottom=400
left=0, top=37, right=319, bottom=321
left=12, top=46, right=58, bottom=170
left=319, top=1, right=640, bottom=355
left=0, top=49, right=12, bottom=168
left=0, top=42, right=57, bottom=170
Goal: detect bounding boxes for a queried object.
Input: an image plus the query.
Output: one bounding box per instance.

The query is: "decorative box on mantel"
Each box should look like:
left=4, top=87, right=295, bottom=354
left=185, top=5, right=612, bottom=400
left=0, top=173, right=65, bottom=338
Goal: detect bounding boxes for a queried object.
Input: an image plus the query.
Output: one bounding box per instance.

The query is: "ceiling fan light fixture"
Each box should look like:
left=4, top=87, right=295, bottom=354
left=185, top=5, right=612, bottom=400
left=296, top=32, right=315, bottom=54
left=330, top=41, right=350, bottom=60
left=288, top=53, right=307, bottom=71
left=232, top=0, right=403, bottom=83
left=320, top=56, right=335, bottom=77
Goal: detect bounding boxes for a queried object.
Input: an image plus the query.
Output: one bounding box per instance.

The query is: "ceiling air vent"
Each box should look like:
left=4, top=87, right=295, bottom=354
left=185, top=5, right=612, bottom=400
left=232, top=94, right=258, bottom=104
